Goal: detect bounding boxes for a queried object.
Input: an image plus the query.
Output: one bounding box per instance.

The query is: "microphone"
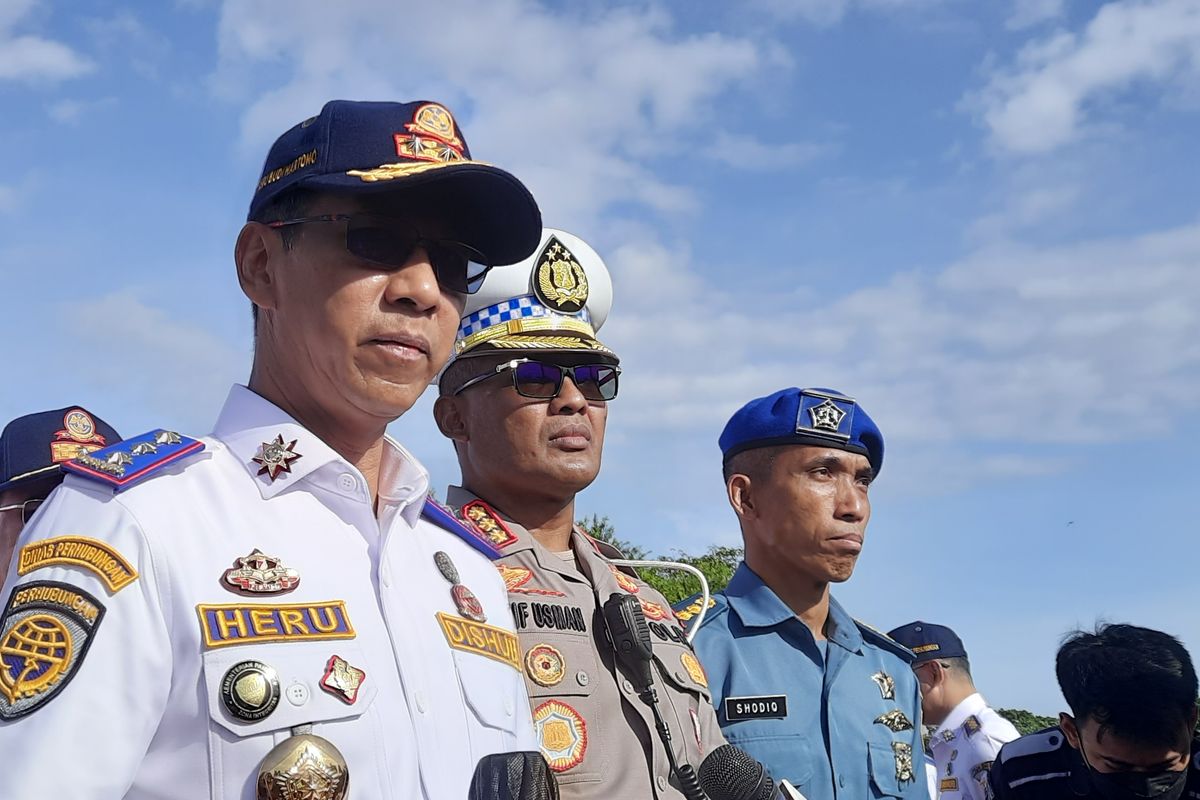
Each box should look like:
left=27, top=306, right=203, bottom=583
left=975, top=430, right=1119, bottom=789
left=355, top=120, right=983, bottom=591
left=602, top=593, right=706, bottom=800
left=467, top=751, right=559, bottom=800
left=698, top=745, right=807, bottom=800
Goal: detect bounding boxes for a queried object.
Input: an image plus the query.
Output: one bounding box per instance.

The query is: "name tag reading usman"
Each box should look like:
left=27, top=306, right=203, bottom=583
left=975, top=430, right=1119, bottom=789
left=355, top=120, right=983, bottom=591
left=725, top=695, right=789, bottom=721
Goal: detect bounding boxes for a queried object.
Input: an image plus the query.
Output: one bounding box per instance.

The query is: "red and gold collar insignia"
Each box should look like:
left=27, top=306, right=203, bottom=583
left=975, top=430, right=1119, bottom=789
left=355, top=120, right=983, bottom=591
left=320, top=654, right=366, bottom=704
left=609, top=564, right=639, bottom=594
left=639, top=599, right=669, bottom=621
left=496, top=564, right=566, bottom=597
left=461, top=500, right=519, bottom=549
left=222, top=548, right=301, bottom=595
left=252, top=435, right=302, bottom=481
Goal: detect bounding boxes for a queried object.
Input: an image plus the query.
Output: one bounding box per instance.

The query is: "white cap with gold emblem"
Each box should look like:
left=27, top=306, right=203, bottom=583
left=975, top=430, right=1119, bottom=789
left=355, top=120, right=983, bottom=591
left=446, top=228, right=616, bottom=366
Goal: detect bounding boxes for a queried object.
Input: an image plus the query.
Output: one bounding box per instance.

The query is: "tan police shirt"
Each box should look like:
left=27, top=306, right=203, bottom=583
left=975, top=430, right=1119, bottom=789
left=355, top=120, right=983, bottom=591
left=447, top=486, right=726, bottom=799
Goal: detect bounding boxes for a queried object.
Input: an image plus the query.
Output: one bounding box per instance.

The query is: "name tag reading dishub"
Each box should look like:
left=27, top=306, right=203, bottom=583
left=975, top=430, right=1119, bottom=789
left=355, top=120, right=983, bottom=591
left=725, top=695, right=788, bottom=721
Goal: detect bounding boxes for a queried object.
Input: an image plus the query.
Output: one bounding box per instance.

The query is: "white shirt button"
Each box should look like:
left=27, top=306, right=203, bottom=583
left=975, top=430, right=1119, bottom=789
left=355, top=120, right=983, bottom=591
left=576, top=671, right=589, bottom=686
left=416, top=691, right=427, bottom=714
left=622, top=679, right=634, bottom=694
left=504, top=698, right=514, bottom=716
left=285, top=682, right=309, bottom=706
left=337, top=473, right=357, bottom=493
left=657, top=775, right=669, bottom=791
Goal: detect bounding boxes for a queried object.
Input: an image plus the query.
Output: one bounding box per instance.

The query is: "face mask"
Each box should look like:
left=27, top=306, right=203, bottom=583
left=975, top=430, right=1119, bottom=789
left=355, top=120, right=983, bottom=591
left=1079, top=740, right=1189, bottom=800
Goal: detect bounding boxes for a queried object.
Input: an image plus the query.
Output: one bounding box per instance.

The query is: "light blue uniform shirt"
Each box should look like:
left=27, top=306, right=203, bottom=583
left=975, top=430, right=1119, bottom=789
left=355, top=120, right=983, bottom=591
left=682, top=563, right=929, bottom=800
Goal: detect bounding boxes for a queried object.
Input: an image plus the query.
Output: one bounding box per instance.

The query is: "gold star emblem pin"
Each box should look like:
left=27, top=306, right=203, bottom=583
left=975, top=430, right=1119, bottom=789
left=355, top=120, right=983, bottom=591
left=252, top=435, right=303, bottom=481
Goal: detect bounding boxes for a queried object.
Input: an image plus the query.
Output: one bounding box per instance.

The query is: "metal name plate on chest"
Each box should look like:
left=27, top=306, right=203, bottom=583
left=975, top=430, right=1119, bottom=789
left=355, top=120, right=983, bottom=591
left=724, top=695, right=789, bottom=721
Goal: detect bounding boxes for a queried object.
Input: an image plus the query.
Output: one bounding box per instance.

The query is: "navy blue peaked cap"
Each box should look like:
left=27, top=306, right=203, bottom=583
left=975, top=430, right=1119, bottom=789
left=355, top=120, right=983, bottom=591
left=719, top=387, right=884, bottom=475
left=887, top=621, right=968, bottom=663
left=0, top=407, right=122, bottom=494
left=248, top=99, right=542, bottom=266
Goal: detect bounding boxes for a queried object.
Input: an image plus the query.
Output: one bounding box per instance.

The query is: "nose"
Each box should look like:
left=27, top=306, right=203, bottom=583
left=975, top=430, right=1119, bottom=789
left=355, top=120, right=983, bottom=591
left=382, top=245, right=442, bottom=313
left=550, top=375, right=589, bottom=415
left=834, top=476, right=869, bottom=522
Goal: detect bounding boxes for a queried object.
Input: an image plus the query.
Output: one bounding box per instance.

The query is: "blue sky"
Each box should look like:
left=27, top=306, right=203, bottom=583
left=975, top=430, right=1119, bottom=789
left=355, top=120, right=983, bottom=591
left=3, top=0, right=1199, bottom=714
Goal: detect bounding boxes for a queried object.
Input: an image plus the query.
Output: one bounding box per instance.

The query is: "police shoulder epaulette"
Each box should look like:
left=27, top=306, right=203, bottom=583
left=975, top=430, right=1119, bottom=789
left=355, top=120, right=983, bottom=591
left=63, top=429, right=204, bottom=493
left=673, top=592, right=722, bottom=631
left=585, top=533, right=633, bottom=569
left=855, top=619, right=916, bottom=663
left=422, top=497, right=502, bottom=560
left=998, top=727, right=1067, bottom=764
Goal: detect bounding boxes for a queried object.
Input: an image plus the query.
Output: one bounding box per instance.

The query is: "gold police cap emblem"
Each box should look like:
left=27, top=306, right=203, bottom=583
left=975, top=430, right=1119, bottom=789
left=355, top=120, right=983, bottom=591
left=534, top=236, right=589, bottom=314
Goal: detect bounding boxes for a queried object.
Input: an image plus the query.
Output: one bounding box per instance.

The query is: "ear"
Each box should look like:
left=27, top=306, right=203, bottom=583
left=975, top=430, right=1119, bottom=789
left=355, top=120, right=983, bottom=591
left=1060, top=713, right=1081, bottom=750
left=728, top=473, right=756, bottom=519
left=433, top=395, right=469, bottom=444
left=235, top=222, right=282, bottom=313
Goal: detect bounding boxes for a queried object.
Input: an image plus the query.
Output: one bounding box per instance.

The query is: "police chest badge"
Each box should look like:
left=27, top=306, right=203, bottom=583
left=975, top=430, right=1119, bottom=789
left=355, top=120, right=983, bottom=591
left=534, top=236, right=589, bottom=314
left=0, top=581, right=105, bottom=719
left=223, top=549, right=301, bottom=595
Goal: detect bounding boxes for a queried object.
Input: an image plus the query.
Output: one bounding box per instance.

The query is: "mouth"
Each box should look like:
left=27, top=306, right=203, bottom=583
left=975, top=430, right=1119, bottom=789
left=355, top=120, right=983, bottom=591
left=364, top=331, right=431, bottom=362
left=828, top=533, right=864, bottom=554
left=548, top=423, right=592, bottom=452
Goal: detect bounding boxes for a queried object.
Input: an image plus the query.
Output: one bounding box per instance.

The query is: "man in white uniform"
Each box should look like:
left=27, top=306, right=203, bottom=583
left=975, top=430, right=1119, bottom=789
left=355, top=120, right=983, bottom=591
left=890, top=621, right=1019, bottom=799
left=0, top=99, right=543, bottom=800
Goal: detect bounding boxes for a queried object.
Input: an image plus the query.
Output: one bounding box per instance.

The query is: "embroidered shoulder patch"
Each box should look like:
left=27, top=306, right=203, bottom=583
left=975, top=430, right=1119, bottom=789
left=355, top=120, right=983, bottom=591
left=460, top=500, right=519, bottom=549
left=196, top=601, right=355, bottom=649
left=17, top=537, right=138, bottom=594
left=436, top=612, right=521, bottom=671
left=422, top=498, right=501, bottom=560
left=0, top=581, right=106, bottom=719
left=63, top=429, right=203, bottom=492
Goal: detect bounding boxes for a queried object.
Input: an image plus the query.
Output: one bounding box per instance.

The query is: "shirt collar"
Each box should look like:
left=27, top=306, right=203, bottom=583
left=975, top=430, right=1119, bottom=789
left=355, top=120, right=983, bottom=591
left=935, top=692, right=988, bottom=739
left=725, top=562, right=863, bottom=652
left=213, top=384, right=429, bottom=515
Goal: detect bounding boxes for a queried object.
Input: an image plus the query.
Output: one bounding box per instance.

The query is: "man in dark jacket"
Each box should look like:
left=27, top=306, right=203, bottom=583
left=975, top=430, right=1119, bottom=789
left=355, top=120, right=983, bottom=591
left=989, top=623, right=1199, bottom=799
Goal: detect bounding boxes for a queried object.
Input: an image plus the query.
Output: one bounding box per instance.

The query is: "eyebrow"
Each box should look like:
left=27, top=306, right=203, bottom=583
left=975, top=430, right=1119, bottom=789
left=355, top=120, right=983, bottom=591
left=803, top=453, right=875, bottom=481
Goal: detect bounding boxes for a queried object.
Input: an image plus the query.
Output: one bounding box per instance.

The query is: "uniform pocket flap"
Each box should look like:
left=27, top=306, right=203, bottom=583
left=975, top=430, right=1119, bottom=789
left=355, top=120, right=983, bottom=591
left=202, top=644, right=376, bottom=738
left=868, top=739, right=905, bottom=798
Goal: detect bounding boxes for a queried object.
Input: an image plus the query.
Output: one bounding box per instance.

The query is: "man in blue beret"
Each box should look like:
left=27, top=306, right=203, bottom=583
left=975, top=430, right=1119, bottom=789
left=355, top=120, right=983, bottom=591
left=0, top=100, right=543, bottom=799
left=676, top=387, right=929, bottom=799
left=888, top=621, right=1017, bottom=798
left=0, top=407, right=120, bottom=574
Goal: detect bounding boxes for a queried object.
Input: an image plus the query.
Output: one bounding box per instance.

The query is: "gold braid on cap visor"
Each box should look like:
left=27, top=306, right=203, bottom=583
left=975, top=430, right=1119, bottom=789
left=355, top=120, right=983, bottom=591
left=455, top=316, right=598, bottom=355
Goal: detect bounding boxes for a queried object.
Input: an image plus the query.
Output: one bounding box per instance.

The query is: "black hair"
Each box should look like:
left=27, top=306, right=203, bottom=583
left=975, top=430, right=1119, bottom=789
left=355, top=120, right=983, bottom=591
left=437, top=352, right=514, bottom=398
left=1056, top=623, right=1197, bottom=745
left=941, top=655, right=972, bottom=680
left=722, top=446, right=782, bottom=485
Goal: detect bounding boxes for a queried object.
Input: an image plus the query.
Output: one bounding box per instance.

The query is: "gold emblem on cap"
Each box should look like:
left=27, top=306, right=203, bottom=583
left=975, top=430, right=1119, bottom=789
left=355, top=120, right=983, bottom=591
left=257, top=733, right=349, bottom=800
left=534, top=236, right=589, bottom=314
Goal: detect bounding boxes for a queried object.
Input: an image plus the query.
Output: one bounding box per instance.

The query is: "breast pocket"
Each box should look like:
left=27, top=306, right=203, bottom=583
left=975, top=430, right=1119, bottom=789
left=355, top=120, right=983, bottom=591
left=511, top=632, right=605, bottom=787
left=202, top=645, right=379, bottom=800
left=868, top=739, right=905, bottom=798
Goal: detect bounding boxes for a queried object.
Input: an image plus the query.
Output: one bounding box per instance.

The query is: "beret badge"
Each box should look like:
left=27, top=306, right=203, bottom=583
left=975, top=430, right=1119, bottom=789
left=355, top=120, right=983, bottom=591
left=534, top=236, right=589, bottom=314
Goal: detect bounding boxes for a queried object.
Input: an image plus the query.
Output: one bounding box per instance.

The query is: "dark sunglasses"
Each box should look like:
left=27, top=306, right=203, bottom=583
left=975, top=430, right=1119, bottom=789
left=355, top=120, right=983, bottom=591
left=453, top=359, right=621, bottom=401
left=267, top=214, right=492, bottom=294
left=0, top=497, right=45, bottom=525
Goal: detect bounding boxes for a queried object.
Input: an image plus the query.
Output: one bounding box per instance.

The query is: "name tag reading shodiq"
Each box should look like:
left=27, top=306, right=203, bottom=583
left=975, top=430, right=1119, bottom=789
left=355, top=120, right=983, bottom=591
left=725, top=695, right=789, bottom=721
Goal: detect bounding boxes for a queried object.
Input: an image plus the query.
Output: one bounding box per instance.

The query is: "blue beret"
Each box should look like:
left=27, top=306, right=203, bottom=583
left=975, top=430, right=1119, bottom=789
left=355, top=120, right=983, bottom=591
left=248, top=99, right=541, bottom=267
left=0, top=407, right=122, bottom=494
left=887, top=621, right=967, bottom=663
left=719, top=387, right=884, bottom=475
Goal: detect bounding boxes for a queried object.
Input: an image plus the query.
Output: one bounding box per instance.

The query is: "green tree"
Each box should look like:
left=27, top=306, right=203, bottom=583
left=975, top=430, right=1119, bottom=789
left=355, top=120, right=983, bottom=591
left=577, top=514, right=742, bottom=604
left=996, top=708, right=1058, bottom=736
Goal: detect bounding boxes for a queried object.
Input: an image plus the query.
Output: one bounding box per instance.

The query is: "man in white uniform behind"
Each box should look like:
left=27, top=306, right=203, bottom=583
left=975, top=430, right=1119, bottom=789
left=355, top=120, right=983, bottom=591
left=0, top=99, right=543, bottom=799
left=890, top=621, right=1019, bottom=799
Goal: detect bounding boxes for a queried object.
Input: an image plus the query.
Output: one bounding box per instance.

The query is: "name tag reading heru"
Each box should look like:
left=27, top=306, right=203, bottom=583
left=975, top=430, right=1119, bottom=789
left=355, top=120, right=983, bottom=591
left=725, top=695, right=789, bottom=721
left=197, top=601, right=355, bottom=648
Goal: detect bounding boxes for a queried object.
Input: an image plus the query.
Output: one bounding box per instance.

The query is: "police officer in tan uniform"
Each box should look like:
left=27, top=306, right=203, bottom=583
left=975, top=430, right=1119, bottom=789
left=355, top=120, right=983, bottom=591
left=433, top=229, right=724, bottom=799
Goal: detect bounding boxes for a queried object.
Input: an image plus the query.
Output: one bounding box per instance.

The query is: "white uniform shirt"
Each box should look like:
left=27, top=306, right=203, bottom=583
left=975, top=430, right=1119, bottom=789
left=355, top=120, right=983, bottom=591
left=930, top=693, right=1019, bottom=799
left=0, top=384, right=535, bottom=799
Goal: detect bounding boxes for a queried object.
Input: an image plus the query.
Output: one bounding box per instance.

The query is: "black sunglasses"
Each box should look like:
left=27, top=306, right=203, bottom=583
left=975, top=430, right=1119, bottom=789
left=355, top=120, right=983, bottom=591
left=453, top=359, right=621, bottom=401
left=267, top=214, right=492, bottom=294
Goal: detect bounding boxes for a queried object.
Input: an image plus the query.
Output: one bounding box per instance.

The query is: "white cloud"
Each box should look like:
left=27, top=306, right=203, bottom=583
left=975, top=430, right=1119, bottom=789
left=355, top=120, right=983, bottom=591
left=750, top=0, right=945, bottom=26
left=701, top=131, right=832, bottom=170
left=601, top=218, right=1200, bottom=467
left=213, top=0, right=770, bottom=228
left=46, top=95, right=115, bottom=123
left=974, top=0, right=1200, bottom=155
left=1006, top=0, right=1067, bottom=30
left=0, top=1, right=93, bottom=82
